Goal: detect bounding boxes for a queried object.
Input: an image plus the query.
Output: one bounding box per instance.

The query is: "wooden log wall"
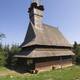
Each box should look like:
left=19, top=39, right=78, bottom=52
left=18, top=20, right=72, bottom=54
left=35, top=59, right=73, bottom=72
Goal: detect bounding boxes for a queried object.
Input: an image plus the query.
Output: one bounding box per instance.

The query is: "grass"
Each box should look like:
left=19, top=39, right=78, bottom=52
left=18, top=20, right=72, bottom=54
left=0, top=65, right=80, bottom=80
left=0, top=66, right=9, bottom=71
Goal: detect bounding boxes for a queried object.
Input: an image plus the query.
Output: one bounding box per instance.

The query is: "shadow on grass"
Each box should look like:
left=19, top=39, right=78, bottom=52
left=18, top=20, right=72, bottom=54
left=5, top=65, right=32, bottom=74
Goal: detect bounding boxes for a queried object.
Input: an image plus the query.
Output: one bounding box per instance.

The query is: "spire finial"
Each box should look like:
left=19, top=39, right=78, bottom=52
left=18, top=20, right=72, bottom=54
left=28, top=0, right=44, bottom=12
left=32, top=0, right=41, bottom=6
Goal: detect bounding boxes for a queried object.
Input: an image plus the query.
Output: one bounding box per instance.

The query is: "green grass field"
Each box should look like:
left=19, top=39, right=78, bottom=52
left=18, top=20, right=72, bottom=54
left=0, top=65, right=80, bottom=80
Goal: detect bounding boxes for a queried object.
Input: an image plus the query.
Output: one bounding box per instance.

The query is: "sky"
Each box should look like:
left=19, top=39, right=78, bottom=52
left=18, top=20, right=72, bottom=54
left=0, top=0, right=80, bottom=45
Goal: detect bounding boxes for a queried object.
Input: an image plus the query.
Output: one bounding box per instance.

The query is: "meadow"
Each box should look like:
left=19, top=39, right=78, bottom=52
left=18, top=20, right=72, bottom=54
left=0, top=65, right=80, bottom=80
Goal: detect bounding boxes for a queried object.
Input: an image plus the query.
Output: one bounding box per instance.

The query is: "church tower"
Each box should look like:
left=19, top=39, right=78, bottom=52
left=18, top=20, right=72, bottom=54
left=28, top=0, right=44, bottom=29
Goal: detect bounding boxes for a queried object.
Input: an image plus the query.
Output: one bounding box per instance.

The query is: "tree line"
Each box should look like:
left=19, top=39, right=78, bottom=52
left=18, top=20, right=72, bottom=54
left=0, top=33, right=21, bottom=68
left=0, top=43, right=21, bottom=67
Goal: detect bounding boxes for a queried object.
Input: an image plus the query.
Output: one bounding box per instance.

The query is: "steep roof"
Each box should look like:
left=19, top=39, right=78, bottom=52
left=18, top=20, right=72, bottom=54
left=21, top=23, right=72, bottom=47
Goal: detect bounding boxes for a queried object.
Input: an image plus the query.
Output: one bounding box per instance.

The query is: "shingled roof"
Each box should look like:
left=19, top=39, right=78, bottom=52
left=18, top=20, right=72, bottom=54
left=14, top=2, right=75, bottom=58
left=21, top=23, right=72, bottom=48
left=15, top=49, right=74, bottom=58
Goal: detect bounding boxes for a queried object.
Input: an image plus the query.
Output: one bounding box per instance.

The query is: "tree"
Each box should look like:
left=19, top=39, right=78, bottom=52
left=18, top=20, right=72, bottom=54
left=73, top=41, right=78, bottom=55
left=73, top=41, right=80, bottom=56
left=0, top=33, right=6, bottom=66
left=6, top=44, right=21, bottom=67
left=0, top=33, right=5, bottom=40
left=73, top=41, right=80, bottom=64
left=0, top=44, right=6, bottom=66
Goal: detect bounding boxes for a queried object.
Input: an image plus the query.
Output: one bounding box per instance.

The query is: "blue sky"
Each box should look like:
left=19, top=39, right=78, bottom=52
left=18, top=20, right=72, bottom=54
left=0, top=0, right=80, bottom=45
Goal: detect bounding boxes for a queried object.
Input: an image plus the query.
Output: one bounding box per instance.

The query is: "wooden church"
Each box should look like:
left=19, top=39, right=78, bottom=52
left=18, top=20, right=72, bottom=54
left=15, top=0, right=75, bottom=73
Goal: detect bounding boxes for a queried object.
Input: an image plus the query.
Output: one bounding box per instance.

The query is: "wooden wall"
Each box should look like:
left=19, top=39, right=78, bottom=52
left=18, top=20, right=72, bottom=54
left=35, top=59, right=73, bottom=72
